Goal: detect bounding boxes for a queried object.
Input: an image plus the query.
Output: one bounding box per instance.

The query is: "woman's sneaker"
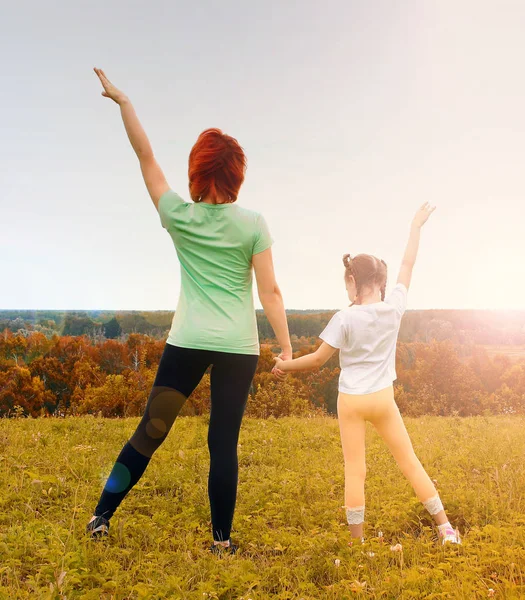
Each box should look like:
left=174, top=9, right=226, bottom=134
left=438, top=525, right=461, bottom=545
left=86, top=515, right=110, bottom=538
left=210, top=541, right=238, bottom=555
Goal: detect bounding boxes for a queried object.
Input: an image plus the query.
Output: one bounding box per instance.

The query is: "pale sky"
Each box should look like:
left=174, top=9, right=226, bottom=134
left=1, top=0, right=524, bottom=311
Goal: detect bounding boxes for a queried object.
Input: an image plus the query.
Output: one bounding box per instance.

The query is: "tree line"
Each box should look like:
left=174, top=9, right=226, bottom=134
left=1, top=329, right=523, bottom=418
left=2, top=308, right=525, bottom=346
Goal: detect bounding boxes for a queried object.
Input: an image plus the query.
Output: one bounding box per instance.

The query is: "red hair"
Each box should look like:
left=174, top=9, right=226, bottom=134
left=188, top=128, right=247, bottom=203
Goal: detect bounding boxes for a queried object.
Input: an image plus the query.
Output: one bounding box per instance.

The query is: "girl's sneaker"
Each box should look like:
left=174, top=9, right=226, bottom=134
left=438, top=526, right=461, bottom=545
left=86, top=515, right=110, bottom=538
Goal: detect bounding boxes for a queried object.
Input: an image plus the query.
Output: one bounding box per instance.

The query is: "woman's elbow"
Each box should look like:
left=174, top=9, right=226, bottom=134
left=259, top=287, right=280, bottom=303
left=138, top=150, right=155, bottom=163
left=266, top=283, right=281, bottom=297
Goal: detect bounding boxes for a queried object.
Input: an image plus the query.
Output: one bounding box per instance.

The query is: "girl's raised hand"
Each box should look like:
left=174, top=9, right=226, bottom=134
left=93, top=68, right=128, bottom=105
left=412, top=202, right=436, bottom=229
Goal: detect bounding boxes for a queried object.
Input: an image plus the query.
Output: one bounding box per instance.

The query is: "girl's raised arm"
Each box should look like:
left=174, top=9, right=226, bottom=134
left=397, top=202, right=435, bottom=291
left=93, top=68, right=169, bottom=209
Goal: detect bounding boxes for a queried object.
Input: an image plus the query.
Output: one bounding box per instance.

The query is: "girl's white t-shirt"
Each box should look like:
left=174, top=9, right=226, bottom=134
left=319, top=283, right=408, bottom=395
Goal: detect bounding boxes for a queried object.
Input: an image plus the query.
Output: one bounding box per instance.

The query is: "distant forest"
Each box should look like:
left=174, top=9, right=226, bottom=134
left=1, top=308, right=525, bottom=418
left=1, top=308, right=525, bottom=347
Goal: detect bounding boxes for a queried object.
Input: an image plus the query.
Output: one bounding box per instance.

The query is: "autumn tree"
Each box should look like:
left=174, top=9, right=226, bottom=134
left=0, top=366, right=55, bottom=416
left=103, top=317, right=122, bottom=339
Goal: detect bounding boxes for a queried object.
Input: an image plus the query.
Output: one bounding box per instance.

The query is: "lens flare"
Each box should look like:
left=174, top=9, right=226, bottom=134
left=103, top=462, right=131, bottom=494
left=146, top=417, right=167, bottom=439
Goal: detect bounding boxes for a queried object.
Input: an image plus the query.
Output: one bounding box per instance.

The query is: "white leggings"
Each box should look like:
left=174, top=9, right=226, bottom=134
left=338, top=385, right=437, bottom=509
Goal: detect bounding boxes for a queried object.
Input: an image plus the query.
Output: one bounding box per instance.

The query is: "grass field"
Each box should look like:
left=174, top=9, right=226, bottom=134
left=1, top=416, right=524, bottom=599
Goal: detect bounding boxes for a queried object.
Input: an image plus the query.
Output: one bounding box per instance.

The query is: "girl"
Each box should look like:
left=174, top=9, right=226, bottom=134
left=273, top=204, right=461, bottom=545
left=88, top=69, right=292, bottom=553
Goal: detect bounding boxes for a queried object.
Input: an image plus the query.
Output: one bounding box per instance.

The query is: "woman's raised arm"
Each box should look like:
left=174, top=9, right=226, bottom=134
left=93, top=68, right=169, bottom=208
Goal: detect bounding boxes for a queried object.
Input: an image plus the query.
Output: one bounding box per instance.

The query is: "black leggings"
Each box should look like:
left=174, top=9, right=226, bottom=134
left=94, top=344, right=259, bottom=541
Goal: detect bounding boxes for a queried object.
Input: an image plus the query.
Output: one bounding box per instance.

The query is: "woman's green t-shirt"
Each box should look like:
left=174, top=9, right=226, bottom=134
left=158, top=190, right=273, bottom=355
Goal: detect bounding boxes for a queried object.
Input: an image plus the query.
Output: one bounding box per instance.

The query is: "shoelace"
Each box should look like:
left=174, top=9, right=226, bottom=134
left=87, top=517, right=109, bottom=537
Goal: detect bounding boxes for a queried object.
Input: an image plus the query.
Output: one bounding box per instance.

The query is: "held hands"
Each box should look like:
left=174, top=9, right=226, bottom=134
left=272, top=349, right=291, bottom=380
left=93, top=68, right=128, bottom=105
left=412, top=202, right=436, bottom=229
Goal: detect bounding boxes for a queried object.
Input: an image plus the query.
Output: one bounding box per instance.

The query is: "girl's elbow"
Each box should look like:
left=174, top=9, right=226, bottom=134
left=313, top=354, right=324, bottom=368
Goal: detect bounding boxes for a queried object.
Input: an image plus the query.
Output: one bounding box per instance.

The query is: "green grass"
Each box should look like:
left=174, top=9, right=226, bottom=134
left=1, top=416, right=524, bottom=599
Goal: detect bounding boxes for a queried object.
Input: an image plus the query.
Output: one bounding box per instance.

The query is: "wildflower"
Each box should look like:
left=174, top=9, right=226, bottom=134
left=349, top=581, right=366, bottom=591
left=390, top=543, right=403, bottom=552
left=73, top=444, right=95, bottom=451
left=377, top=530, right=384, bottom=538
left=334, top=559, right=341, bottom=567
left=367, top=551, right=375, bottom=558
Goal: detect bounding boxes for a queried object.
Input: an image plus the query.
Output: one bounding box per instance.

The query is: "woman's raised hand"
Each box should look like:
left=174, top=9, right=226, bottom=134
left=412, top=202, right=436, bottom=229
left=93, top=68, right=128, bottom=105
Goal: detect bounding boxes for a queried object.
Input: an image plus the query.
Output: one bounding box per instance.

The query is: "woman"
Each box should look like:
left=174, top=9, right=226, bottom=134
left=87, top=69, right=292, bottom=553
